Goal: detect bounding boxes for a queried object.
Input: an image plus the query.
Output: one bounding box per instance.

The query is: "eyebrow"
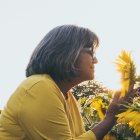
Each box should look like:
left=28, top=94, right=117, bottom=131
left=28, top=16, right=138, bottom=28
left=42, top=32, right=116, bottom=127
left=82, top=47, right=96, bottom=53
left=81, top=48, right=93, bottom=56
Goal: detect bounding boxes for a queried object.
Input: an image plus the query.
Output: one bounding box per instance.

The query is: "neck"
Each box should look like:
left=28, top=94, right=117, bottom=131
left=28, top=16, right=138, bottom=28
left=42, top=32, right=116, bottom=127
left=55, top=78, right=83, bottom=99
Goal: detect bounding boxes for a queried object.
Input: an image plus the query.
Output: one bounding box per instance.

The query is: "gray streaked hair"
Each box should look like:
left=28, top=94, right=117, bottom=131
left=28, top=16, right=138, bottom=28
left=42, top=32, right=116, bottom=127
left=26, top=25, right=99, bottom=81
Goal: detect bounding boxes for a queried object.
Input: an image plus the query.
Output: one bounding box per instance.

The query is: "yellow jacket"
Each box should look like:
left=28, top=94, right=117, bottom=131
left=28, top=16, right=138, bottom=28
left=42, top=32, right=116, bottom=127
left=0, top=74, right=96, bottom=140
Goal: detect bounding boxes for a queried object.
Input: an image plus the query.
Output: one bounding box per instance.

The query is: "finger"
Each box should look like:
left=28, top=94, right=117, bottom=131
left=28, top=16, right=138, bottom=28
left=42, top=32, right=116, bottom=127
left=125, top=85, right=135, bottom=99
left=112, top=90, right=121, bottom=102
left=128, top=84, right=134, bottom=92
left=127, top=88, right=138, bottom=98
left=125, top=89, right=138, bottom=103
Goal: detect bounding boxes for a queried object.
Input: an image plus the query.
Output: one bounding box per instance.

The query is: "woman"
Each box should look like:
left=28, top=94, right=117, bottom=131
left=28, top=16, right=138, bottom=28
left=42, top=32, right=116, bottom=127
left=0, top=25, right=136, bottom=140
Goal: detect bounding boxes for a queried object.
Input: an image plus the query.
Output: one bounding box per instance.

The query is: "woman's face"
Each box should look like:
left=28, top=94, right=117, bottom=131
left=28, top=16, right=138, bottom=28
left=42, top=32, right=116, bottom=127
left=76, top=47, right=98, bottom=81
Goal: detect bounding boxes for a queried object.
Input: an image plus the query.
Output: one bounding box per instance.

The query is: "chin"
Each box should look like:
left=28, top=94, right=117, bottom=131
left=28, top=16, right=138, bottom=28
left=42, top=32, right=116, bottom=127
left=89, top=76, right=94, bottom=80
left=86, top=75, right=94, bottom=81
left=91, top=73, right=95, bottom=80
left=80, top=73, right=94, bottom=81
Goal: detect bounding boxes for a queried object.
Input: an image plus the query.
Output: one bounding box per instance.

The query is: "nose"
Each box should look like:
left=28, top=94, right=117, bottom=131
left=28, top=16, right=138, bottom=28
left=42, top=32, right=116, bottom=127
left=92, top=57, right=98, bottom=64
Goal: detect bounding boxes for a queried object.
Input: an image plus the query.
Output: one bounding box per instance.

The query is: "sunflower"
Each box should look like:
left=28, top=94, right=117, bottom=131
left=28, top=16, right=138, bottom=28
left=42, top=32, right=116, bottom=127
left=116, top=97, right=140, bottom=136
left=116, top=108, right=140, bottom=136
left=115, top=50, right=136, bottom=97
left=91, top=98, right=108, bottom=120
left=115, top=50, right=140, bottom=136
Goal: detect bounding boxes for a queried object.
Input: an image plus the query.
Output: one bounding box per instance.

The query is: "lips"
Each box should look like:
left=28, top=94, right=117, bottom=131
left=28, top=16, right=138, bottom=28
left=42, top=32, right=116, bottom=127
left=90, top=66, right=94, bottom=69
left=90, top=67, right=94, bottom=73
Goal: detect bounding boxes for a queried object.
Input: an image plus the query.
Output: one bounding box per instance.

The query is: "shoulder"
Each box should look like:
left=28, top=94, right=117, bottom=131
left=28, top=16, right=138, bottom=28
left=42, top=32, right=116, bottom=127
left=18, top=74, right=65, bottom=104
left=19, top=74, right=56, bottom=91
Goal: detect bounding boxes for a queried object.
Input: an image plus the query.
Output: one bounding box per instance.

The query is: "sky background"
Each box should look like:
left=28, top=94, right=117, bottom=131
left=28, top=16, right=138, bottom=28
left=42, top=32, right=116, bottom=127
left=0, top=0, right=140, bottom=109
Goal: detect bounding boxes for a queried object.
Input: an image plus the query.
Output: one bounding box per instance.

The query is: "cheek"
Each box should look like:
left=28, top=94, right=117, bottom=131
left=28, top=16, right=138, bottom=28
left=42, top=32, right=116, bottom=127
left=82, top=57, right=93, bottom=67
left=80, top=60, right=93, bottom=73
left=77, top=56, right=92, bottom=69
left=75, top=52, right=93, bottom=70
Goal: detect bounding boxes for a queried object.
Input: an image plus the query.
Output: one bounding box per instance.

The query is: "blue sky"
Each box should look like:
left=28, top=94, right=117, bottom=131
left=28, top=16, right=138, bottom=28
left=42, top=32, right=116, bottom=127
left=0, top=0, right=140, bottom=108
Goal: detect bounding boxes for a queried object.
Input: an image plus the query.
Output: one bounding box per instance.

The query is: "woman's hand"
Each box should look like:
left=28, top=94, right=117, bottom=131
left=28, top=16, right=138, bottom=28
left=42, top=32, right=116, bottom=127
left=106, top=85, right=137, bottom=118
left=92, top=85, right=140, bottom=140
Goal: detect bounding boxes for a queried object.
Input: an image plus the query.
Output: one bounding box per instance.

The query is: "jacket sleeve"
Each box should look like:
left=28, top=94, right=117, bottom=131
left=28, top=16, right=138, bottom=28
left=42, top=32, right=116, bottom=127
left=19, top=81, right=96, bottom=140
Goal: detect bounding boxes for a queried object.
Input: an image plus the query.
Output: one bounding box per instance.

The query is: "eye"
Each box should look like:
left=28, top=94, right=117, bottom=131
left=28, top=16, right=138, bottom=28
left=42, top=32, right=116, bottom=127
left=87, top=50, right=93, bottom=56
left=86, top=50, right=96, bottom=60
left=81, top=48, right=94, bottom=58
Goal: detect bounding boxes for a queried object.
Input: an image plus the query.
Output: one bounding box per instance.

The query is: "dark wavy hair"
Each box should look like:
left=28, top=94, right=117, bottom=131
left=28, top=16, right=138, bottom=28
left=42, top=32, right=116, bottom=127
left=26, top=25, right=99, bottom=81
